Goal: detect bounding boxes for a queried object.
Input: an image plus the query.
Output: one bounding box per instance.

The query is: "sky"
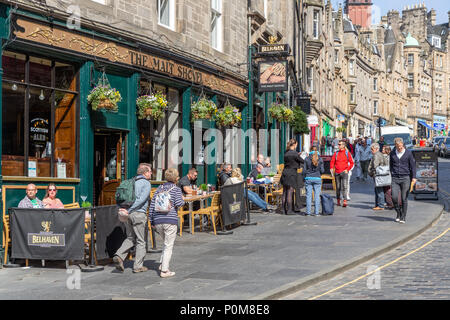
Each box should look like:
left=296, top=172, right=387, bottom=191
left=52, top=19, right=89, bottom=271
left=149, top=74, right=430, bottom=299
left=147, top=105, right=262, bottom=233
left=331, top=0, right=449, bottom=25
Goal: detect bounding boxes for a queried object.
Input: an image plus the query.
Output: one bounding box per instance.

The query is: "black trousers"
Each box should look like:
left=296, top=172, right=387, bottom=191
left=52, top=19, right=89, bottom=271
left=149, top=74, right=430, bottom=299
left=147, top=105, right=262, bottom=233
left=391, top=176, right=411, bottom=221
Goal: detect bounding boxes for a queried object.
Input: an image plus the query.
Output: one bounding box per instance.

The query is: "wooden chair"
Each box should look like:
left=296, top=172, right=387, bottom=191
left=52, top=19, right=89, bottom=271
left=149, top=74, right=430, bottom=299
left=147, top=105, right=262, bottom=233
left=177, top=205, right=192, bottom=237
left=277, top=164, right=285, bottom=174
left=266, top=174, right=282, bottom=204
left=2, top=215, right=10, bottom=265
left=64, top=202, right=80, bottom=209
left=190, top=193, right=221, bottom=235
left=321, top=174, right=336, bottom=191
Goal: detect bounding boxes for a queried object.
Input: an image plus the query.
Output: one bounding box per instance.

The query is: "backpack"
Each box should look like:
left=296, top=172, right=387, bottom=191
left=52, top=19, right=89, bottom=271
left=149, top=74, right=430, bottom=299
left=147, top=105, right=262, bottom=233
left=154, top=185, right=176, bottom=213
left=115, top=176, right=146, bottom=208
left=320, top=194, right=334, bottom=215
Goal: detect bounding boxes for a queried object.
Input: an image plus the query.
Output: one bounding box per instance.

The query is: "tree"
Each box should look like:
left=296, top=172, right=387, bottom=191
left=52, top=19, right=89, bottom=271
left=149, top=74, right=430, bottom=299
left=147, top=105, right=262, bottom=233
left=291, top=106, right=310, bottom=135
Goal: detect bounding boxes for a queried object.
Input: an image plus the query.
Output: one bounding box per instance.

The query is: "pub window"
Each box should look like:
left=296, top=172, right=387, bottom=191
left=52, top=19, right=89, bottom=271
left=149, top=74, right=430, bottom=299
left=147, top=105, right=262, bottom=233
left=138, top=81, right=181, bottom=180
left=1, top=51, right=78, bottom=178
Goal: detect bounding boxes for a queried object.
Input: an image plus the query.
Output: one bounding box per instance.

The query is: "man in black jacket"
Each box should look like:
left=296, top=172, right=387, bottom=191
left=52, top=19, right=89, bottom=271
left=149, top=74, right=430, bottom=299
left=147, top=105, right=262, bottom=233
left=389, top=137, right=416, bottom=223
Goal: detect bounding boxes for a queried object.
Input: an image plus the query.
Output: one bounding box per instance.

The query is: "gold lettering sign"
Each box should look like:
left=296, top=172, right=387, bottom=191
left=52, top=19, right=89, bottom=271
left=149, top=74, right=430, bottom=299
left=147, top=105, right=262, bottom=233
left=15, top=18, right=247, bottom=101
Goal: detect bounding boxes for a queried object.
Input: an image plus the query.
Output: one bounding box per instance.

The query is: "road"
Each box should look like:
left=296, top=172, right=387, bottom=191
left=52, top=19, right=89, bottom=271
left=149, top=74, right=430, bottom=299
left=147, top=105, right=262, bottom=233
left=284, top=157, right=450, bottom=300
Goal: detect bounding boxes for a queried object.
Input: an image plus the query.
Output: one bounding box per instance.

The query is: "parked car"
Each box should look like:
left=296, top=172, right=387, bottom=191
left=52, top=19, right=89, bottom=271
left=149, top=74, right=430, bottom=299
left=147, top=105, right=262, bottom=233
left=439, top=137, right=450, bottom=158
left=432, top=136, right=445, bottom=154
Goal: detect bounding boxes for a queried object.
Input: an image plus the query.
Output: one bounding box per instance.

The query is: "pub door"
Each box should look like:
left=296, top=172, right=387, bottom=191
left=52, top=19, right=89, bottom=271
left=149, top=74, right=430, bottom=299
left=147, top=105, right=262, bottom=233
left=93, top=130, right=127, bottom=206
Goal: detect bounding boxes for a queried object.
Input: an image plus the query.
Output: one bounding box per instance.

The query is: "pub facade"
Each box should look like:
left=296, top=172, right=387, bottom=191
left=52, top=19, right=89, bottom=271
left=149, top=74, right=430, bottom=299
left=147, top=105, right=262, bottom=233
left=0, top=0, right=297, bottom=249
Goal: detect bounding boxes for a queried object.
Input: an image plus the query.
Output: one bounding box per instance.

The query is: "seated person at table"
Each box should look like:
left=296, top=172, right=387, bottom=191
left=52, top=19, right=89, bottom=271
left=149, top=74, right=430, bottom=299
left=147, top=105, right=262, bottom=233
left=18, top=184, right=44, bottom=209
left=248, top=163, right=263, bottom=181
left=218, top=163, right=232, bottom=186
left=178, top=168, right=198, bottom=195
left=225, top=168, right=276, bottom=213
left=254, top=154, right=265, bottom=169
left=178, top=167, right=200, bottom=210
left=42, top=183, right=64, bottom=209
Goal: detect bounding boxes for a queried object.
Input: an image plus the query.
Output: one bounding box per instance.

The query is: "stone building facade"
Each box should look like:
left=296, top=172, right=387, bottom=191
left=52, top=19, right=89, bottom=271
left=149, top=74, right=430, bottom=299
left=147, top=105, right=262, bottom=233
left=301, top=0, right=449, bottom=146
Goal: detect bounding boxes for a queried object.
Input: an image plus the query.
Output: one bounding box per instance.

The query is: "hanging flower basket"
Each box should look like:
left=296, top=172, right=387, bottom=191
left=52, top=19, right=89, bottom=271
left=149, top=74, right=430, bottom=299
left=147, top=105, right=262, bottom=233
left=191, top=97, right=217, bottom=121
left=269, top=103, right=294, bottom=123
left=137, top=92, right=168, bottom=120
left=215, top=104, right=242, bottom=128
left=88, top=85, right=121, bottom=112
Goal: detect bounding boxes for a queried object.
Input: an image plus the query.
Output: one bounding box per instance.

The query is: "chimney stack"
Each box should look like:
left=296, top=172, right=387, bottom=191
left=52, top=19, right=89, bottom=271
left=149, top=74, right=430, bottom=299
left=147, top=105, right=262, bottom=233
left=429, top=8, right=436, bottom=26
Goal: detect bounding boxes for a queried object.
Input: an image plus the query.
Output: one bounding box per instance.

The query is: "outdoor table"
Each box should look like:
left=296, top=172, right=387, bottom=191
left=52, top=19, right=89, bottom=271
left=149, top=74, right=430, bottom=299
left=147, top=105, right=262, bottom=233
left=183, top=192, right=218, bottom=234
left=247, top=182, right=273, bottom=203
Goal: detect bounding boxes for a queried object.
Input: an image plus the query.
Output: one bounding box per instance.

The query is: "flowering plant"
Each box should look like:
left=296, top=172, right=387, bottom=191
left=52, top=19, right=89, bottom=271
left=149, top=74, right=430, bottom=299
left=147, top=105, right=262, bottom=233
left=191, top=97, right=217, bottom=121
left=269, top=103, right=294, bottom=123
left=87, top=85, right=121, bottom=112
left=136, top=92, right=168, bottom=120
left=215, top=104, right=242, bottom=127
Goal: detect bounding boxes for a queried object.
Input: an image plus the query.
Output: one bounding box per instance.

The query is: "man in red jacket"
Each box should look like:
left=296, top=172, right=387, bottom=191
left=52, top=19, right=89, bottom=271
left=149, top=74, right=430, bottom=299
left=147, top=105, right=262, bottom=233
left=330, top=140, right=355, bottom=207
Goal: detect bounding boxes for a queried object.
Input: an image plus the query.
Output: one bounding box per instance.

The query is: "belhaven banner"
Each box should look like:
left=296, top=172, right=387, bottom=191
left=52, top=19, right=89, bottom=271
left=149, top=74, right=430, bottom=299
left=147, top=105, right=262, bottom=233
left=220, top=182, right=246, bottom=227
left=10, top=208, right=85, bottom=260
left=94, top=205, right=127, bottom=260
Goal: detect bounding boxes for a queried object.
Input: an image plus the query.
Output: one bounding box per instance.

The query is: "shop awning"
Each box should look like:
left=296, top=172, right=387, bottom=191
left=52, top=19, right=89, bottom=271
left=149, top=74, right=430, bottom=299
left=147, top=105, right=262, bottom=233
left=418, top=120, right=435, bottom=130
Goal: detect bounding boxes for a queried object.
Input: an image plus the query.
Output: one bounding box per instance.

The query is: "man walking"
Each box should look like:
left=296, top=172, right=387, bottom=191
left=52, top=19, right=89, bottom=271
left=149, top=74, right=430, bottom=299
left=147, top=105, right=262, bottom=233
left=390, top=138, right=416, bottom=223
left=330, top=140, right=354, bottom=207
left=368, top=143, right=388, bottom=211
left=113, top=163, right=152, bottom=273
left=358, top=139, right=372, bottom=181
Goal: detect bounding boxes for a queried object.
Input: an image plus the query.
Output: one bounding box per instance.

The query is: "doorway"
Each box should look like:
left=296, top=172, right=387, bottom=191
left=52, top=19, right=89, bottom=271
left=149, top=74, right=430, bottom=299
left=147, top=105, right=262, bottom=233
left=94, top=130, right=127, bottom=206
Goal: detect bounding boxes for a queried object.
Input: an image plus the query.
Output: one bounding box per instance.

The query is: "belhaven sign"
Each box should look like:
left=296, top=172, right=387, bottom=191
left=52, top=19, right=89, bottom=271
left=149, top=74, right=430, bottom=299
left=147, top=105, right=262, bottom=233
left=14, top=17, right=247, bottom=101
left=257, top=44, right=290, bottom=56
left=10, top=208, right=85, bottom=260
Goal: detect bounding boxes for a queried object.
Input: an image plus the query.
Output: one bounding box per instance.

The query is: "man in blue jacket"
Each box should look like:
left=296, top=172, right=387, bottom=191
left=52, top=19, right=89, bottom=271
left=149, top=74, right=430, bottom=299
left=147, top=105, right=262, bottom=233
left=114, top=163, right=152, bottom=273
left=389, top=138, right=416, bottom=224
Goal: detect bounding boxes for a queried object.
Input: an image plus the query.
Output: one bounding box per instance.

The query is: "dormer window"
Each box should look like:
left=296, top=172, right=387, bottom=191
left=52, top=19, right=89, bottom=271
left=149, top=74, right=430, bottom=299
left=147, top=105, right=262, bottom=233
left=431, top=36, right=441, bottom=48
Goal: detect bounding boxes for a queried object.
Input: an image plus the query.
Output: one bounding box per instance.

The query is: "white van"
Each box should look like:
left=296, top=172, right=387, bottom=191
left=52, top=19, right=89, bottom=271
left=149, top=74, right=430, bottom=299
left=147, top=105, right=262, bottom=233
left=380, top=126, right=413, bottom=149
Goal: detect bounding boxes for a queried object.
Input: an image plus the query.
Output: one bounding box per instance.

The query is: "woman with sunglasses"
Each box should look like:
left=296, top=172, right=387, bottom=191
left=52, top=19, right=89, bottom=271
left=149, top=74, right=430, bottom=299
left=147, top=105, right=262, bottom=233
left=42, top=183, right=64, bottom=209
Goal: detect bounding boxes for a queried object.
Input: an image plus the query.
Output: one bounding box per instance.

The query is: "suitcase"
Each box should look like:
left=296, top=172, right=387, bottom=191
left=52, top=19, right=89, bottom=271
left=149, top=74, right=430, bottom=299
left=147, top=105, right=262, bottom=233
left=320, top=194, right=334, bottom=215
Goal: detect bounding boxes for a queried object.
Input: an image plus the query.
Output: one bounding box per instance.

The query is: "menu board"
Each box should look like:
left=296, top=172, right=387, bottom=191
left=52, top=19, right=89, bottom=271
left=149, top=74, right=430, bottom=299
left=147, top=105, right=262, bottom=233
left=412, top=148, right=438, bottom=194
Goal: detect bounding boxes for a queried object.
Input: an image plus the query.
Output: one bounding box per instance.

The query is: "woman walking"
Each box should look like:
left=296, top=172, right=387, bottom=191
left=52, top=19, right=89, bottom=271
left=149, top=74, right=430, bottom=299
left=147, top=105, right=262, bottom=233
left=280, top=139, right=304, bottom=215
left=304, top=149, right=324, bottom=216
left=149, top=168, right=185, bottom=278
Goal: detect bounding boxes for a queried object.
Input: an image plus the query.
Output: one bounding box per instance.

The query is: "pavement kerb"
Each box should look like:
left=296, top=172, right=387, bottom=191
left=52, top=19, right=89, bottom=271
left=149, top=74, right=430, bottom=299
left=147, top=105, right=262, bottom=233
left=250, top=206, right=445, bottom=300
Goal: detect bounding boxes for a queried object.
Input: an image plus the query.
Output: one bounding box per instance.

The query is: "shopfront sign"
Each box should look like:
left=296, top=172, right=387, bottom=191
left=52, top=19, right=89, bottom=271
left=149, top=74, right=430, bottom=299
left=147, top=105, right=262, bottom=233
left=14, top=17, right=247, bottom=101
left=257, top=60, right=288, bottom=92
left=433, top=115, right=446, bottom=131
left=257, top=44, right=290, bottom=56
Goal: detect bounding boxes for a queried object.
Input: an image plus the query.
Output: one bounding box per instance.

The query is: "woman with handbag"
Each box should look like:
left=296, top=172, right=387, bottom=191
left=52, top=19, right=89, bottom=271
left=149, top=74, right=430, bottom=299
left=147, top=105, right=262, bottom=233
left=368, top=143, right=389, bottom=210
left=280, top=139, right=304, bottom=215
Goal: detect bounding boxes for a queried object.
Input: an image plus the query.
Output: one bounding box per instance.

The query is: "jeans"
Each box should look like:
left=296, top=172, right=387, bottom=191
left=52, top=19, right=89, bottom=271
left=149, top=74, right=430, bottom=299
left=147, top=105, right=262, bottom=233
left=360, top=160, right=370, bottom=179
left=305, top=179, right=322, bottom=215
left=335, top=171, right=348, bottom=200
left=247, top=189, right=267, bottom=210
left=391, top=176, right=411, bottom=221
left=375, top=186, right=385, bottom=208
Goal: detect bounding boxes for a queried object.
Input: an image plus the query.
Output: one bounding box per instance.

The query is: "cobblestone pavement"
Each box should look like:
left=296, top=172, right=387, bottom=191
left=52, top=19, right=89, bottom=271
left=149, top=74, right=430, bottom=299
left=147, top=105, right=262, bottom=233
left=284, top=158, right=450, bottom=300
left=284, top=213, right=449, bottom=300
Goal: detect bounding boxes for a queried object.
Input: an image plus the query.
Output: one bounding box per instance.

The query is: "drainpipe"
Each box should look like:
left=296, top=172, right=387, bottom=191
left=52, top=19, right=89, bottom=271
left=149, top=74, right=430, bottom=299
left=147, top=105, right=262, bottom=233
left=247, top=0, right=254, bottom=176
